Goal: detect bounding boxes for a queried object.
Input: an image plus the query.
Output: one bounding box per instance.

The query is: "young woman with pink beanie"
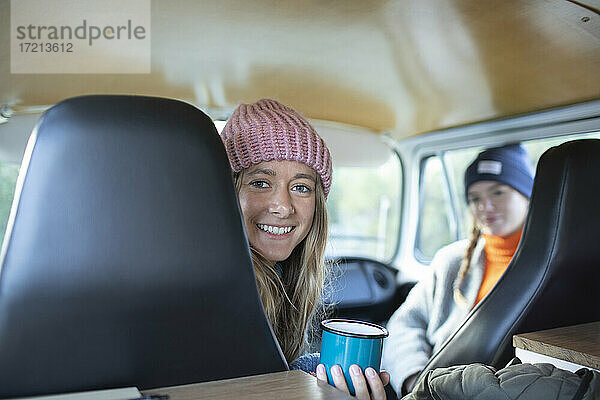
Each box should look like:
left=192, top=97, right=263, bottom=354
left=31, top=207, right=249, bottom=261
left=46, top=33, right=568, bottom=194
left=220, top=99, right=389, bottom=399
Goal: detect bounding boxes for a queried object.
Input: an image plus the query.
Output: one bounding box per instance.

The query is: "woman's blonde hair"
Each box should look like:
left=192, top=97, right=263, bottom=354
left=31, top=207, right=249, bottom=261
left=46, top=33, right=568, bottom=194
left=234, top=171, right=329, bottom=362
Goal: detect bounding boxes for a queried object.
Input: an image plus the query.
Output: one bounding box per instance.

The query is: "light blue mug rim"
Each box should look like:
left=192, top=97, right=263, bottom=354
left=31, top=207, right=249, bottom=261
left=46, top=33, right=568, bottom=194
left=321, top=318, right=389, bottom=339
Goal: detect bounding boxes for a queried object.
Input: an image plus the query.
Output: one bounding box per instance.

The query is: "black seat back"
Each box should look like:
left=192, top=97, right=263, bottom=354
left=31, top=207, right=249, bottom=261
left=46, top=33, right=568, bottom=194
left=0, top=95, right=287, bottom=398
left=420, top=139, right=600, bottom=381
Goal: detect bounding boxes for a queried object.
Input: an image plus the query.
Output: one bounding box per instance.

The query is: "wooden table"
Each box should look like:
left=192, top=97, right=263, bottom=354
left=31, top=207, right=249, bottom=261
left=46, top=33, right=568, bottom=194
left=513, top=321, right=600, bottom=372
left=142, top=370, right=353, bottom=400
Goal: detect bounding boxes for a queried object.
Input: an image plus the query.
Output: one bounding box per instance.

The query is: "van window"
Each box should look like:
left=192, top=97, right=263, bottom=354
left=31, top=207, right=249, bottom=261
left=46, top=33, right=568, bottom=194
left=415, top=156, right=454, bottom=260
left=416, top=132, right=600, bottom=263
left=0, top=162, right=20, bottom=245
left=326, top=151, right=402, bottom=262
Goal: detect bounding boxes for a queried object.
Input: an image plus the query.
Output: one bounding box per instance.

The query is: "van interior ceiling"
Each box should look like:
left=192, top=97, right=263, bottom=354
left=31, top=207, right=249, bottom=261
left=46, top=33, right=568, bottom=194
left=1, top=0, right=599, bottom=143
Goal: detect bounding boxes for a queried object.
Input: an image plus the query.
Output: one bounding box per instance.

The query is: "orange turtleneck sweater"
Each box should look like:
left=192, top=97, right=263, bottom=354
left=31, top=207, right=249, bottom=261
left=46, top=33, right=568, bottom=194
left=474, top=230, right=522, bottom=305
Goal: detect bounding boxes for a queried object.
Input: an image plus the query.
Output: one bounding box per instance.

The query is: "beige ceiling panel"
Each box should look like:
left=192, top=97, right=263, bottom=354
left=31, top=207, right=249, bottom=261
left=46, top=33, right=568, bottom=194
left=1, top=0, right=599, bottom=140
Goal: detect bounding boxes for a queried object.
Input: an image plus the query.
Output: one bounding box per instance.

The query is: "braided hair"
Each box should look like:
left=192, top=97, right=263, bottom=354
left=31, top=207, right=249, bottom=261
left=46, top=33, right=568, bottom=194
left=453, top=220, right=481, bottom=307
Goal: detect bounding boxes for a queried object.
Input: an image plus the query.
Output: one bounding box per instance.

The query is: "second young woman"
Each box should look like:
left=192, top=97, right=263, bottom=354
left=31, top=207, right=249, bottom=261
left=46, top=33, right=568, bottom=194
left=382, top=144, right=534, bottom=395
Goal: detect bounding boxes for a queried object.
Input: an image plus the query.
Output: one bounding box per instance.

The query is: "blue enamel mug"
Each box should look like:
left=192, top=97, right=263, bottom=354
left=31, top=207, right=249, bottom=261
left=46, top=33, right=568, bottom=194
left=320, top=319, right=389, bottom=395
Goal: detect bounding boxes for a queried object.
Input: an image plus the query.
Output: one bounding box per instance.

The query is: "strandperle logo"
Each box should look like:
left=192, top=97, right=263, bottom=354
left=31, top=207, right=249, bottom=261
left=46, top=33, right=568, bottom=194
left=11, top=0, right=151, bottom=74
left=15, top=20, right=147, bottom=46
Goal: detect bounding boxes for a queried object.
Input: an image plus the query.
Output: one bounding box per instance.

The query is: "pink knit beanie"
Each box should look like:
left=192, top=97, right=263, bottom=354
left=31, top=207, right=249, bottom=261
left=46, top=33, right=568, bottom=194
left=220, top=99, right=333, bottom=198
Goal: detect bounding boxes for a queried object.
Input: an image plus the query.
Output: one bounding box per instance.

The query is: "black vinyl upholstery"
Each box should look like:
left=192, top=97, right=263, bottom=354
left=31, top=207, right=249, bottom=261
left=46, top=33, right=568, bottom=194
left=416, top=139, right=600, bottom=388
left=0, top=95, right=287, bottom=397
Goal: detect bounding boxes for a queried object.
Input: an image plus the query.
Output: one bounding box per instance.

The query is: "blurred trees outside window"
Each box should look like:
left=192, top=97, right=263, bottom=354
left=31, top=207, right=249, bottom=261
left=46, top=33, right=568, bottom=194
left=326, top=152, right=401, bottom=262
left=0, top=162, right=19, bottom=245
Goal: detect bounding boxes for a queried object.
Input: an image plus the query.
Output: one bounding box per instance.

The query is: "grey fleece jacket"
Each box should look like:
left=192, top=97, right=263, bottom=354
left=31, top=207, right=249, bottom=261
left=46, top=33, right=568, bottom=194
left=382, top=238, right=486, bottom=395
left=402, top=362, right=600, bottom=400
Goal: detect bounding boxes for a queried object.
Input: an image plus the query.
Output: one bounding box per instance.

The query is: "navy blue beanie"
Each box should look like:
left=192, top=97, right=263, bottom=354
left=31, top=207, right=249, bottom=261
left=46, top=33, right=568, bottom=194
left=464, top=144, right=534, bottom=201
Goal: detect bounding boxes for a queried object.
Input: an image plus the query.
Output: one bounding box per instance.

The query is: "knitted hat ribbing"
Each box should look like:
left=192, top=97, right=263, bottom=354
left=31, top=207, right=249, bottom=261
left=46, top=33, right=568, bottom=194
left=220, top=99, right=332, bottom=197
left=464, top=144, right=534, bottom=200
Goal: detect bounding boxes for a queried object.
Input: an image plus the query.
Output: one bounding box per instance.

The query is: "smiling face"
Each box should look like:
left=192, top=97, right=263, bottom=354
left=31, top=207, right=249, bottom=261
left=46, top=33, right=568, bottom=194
left=467, top=181, right=530, bottom=237
left=237, top=160, right=317, bottom=263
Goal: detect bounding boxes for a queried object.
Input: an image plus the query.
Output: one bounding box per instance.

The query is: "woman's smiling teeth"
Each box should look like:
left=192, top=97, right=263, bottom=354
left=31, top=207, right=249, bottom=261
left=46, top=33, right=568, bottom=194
left=258, top=224, right=293, bottom=235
